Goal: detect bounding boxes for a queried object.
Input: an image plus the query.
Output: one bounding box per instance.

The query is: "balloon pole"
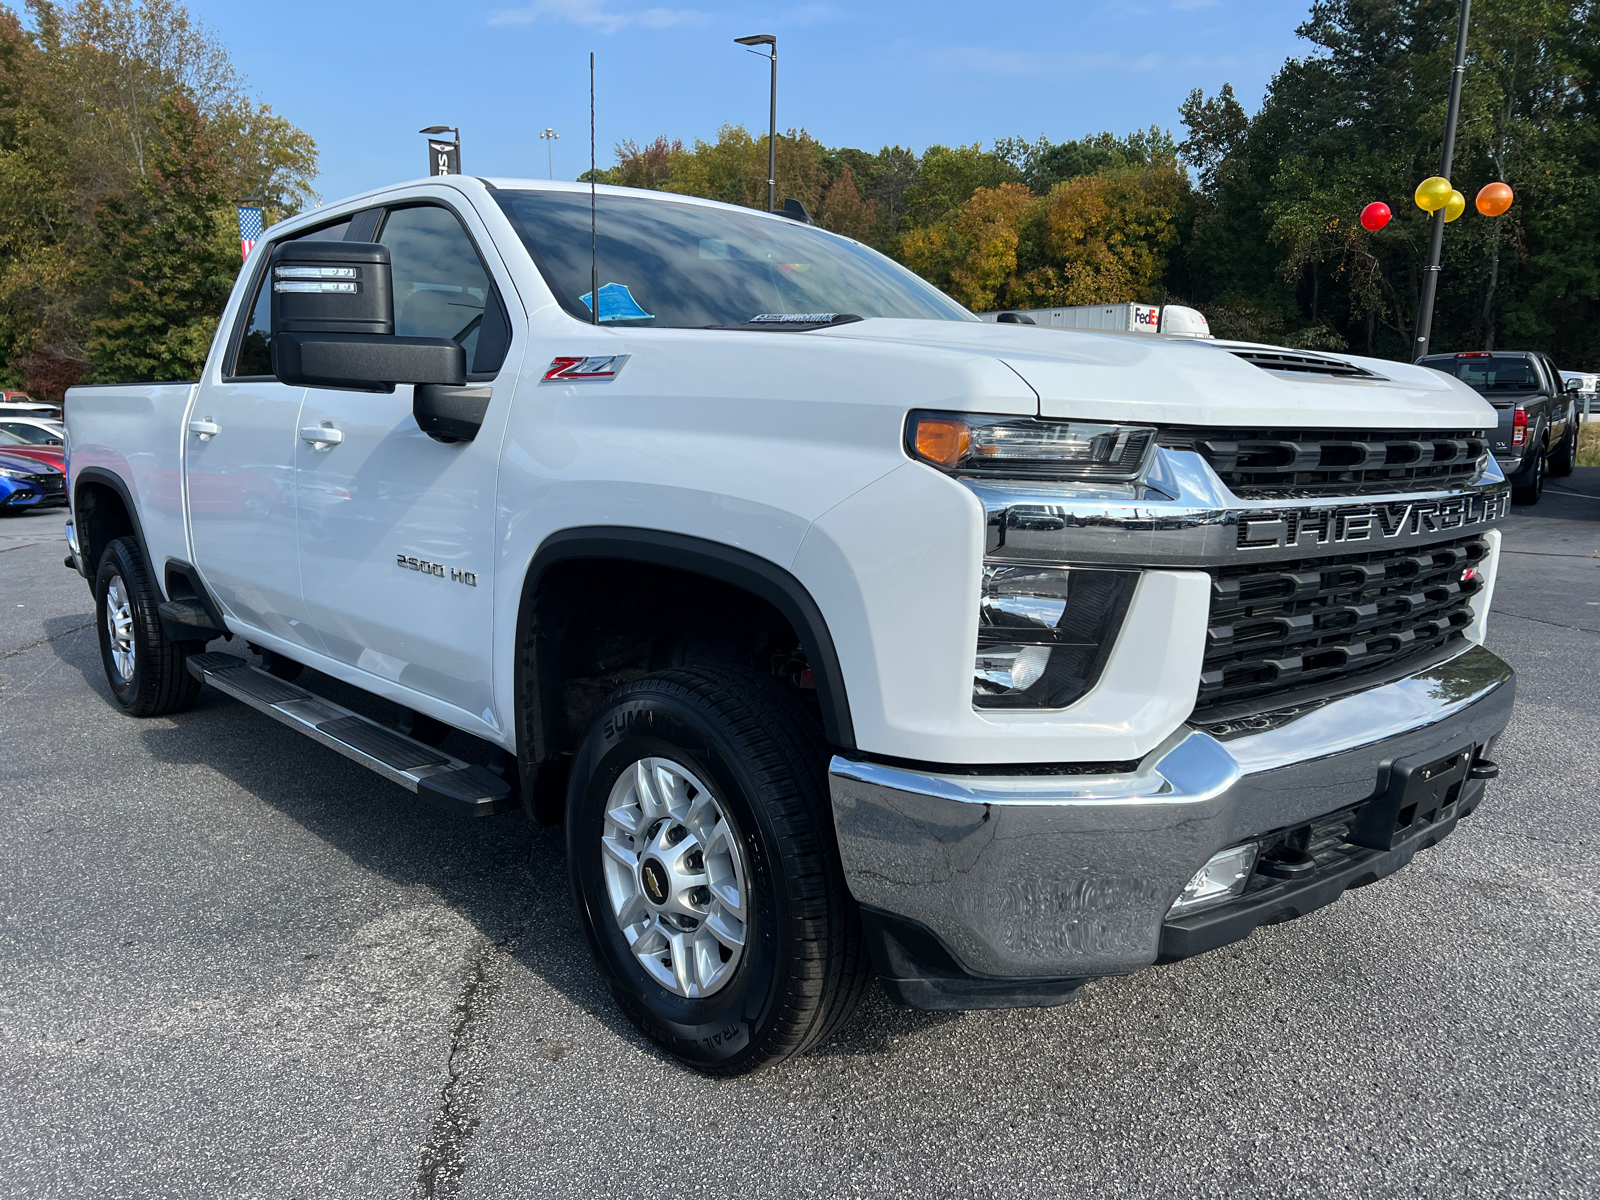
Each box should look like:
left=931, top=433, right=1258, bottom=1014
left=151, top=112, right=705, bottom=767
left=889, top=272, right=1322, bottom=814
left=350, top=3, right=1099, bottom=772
left=1414, top=0, right=1472, bottom=361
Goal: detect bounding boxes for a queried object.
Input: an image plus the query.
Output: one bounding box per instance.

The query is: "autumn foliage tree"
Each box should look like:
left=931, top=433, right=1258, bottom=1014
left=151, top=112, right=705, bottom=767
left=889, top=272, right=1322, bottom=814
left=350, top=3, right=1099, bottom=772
left=0, top=0, right=317, bottom=394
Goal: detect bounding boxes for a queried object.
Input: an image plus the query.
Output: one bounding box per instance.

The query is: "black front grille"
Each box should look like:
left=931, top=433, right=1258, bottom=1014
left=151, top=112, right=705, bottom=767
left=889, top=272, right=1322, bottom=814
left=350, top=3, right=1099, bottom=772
left=31, top=473, right=63, bottom=494
left=1159, top=426, right=1490, bottom=497
left=1194, top=533, right=1488, bottom=717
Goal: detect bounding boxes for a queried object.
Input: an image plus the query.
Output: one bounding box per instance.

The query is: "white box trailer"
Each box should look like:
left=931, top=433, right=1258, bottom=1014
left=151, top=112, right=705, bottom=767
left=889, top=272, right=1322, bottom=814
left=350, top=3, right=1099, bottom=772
left=978, top=302, right=1212, bottom=338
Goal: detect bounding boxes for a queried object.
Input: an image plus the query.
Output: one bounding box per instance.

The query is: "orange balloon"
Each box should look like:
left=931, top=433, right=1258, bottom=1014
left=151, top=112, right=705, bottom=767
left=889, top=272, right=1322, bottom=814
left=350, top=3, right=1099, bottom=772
left=1477, top=182, right=1513, bottom=217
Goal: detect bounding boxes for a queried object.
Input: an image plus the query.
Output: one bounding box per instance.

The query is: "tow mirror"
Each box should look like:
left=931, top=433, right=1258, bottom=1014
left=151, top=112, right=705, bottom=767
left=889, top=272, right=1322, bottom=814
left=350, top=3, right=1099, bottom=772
left=269, top=240, right=465, bottom=392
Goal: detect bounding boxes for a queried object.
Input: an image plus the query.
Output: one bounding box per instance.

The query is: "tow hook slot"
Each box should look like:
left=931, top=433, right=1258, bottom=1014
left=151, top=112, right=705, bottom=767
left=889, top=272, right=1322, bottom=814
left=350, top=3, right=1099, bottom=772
left=1256, top=847, right=1316, bottom=881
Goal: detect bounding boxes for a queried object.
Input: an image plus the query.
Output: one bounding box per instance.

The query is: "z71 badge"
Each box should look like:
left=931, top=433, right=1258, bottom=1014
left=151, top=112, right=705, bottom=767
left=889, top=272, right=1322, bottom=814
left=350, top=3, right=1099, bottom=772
left=1236, top=491, right=1509, bottom=550
left=397, top=554, right=477, bottom=586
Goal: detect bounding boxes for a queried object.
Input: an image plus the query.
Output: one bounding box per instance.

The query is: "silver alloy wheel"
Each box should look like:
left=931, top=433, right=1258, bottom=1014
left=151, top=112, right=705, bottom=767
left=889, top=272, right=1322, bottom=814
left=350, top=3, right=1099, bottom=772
left=601, top=757, right=749, bottom=998
left=105, top=575, right=135, bottom=683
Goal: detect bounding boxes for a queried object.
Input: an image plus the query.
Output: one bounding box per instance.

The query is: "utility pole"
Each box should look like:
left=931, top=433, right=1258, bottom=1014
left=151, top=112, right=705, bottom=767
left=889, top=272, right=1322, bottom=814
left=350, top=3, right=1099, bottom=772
left=735, top=34, right=777, bottom=212
left=1414, top=0, right=1471, bottom=361
left=540, top=127, right=560, bottom=180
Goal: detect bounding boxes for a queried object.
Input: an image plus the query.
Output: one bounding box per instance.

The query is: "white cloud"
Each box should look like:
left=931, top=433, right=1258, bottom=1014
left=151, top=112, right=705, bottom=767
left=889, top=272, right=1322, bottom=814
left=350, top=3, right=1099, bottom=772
left=487, top=0, right=710, bottom=34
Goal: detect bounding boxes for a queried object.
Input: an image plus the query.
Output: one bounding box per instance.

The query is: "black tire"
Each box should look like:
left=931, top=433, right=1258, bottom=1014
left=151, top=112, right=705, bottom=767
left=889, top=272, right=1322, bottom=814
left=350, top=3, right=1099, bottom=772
left=566, top=665, right=870, bottom=1075
left=1511, top=440, right=1546, bottom=505
left=94, top=536, right=204, bottom=717
left=1549, top=421, right=1577, bottom=477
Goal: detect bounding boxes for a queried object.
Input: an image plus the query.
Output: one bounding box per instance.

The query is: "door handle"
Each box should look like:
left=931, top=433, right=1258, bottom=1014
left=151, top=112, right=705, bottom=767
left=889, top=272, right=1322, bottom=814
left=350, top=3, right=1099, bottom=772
left=188, top=418, right=220, bottom=441
left=300, top=424, right=344, bottom=450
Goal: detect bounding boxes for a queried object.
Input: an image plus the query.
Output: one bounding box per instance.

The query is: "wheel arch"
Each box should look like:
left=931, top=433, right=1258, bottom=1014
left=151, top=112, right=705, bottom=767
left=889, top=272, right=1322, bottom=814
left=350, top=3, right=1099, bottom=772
left=514, top=527, right=856, bottom=778
left=72, top=467, right=149, bottom=583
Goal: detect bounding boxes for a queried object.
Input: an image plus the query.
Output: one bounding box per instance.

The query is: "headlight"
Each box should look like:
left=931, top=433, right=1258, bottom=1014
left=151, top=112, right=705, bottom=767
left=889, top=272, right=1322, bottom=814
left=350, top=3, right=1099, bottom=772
left=0, top=466, right=29, bottom=480
left=907, top=411, right=1156, bottom=480
left=974, top=563, right=1137, bottom=708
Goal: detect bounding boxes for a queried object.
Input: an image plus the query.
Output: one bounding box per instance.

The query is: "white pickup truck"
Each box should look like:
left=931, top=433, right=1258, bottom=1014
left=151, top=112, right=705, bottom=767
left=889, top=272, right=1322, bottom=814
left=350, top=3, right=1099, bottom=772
left=64, top=176, right=1516, bottom=1074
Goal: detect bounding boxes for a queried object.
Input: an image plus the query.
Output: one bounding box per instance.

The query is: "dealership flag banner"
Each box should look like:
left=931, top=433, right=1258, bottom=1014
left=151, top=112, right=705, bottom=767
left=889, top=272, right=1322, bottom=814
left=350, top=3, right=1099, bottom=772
left=238, top=205, right=262, bottom=261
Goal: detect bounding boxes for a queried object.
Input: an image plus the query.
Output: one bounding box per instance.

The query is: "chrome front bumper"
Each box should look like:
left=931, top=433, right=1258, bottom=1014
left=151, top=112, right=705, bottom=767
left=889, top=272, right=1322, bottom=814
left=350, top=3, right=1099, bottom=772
left=829, top=644, right=1514, bottom=992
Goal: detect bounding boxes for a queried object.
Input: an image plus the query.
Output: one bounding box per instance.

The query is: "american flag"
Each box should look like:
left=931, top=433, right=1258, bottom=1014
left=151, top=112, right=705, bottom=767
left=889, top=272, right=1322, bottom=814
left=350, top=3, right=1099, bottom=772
left=237, top=206, right=263, bottom=261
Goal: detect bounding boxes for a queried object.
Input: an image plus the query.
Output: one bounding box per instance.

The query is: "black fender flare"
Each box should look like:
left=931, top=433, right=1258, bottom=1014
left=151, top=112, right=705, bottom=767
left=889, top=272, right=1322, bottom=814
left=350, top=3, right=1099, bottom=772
left=515, top=527, right=856, bottom=755
left=71, top=466, right=152, bottom=582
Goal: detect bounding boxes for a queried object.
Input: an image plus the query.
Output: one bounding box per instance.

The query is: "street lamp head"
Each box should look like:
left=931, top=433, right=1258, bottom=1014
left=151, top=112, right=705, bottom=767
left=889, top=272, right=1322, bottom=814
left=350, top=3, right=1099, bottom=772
left=734, top=33, right=776, bottom=46
left=419, top=125, right=453, bottom=135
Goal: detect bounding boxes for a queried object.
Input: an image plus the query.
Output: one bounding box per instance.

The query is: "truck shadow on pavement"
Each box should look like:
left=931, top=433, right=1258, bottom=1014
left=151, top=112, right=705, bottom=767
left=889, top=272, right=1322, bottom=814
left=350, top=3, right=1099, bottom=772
left=42, top=619, right=959, bottom=1064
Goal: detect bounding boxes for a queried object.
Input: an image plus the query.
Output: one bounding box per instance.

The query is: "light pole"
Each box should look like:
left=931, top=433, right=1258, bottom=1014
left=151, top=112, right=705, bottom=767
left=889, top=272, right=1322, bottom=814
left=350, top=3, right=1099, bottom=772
left=1414, top=0, right=1471, bottom=360
left=419, top=125, right=461, bottom=175
left=539, top=127, right=560, bottom=180
left=735, top=33, right=777, bottom=213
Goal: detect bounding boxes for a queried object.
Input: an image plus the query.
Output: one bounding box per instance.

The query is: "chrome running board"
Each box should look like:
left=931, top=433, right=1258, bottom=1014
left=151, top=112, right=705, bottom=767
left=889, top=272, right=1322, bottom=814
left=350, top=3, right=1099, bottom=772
left=185, top=652, right=516, bottom=816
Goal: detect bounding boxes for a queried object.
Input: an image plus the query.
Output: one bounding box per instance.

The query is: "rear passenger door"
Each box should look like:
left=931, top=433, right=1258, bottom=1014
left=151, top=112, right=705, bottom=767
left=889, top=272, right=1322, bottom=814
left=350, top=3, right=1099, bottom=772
left=293, top=198, right=521, bottom=733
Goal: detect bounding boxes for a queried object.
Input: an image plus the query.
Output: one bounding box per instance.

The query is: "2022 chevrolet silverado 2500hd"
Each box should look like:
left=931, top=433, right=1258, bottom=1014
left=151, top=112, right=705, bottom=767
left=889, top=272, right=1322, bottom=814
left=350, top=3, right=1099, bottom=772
left=64, top=177, right=1515, bottom=1074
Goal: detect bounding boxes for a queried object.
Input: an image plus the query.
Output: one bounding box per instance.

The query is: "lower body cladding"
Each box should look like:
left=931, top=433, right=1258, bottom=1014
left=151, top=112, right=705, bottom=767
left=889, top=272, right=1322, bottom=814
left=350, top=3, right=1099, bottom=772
left=829, top=644, right=1514, bottom=1011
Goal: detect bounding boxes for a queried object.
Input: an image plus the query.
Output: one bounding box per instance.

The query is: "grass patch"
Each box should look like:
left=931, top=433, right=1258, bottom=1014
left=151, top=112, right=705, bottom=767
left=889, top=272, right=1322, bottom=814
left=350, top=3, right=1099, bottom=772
left=1578, top=420, right=1600, bottom=468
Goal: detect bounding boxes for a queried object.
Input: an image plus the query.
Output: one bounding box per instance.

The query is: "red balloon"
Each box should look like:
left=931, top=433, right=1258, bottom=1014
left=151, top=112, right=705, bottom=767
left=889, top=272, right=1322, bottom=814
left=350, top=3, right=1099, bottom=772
left=1360, top=202, right=1392, bottom=232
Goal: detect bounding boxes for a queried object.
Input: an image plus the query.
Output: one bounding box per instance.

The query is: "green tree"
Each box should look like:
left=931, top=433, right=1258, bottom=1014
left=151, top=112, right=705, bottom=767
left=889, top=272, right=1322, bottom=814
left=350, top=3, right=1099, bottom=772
left=85, top=92, right=234, bottom=380
left=0, top=0, right=317, bottom=397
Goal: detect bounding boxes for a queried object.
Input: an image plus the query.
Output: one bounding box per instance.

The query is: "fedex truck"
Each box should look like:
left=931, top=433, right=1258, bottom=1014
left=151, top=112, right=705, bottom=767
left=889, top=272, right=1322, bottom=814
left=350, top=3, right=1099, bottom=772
left=980, top=302, right=1212, bottom=338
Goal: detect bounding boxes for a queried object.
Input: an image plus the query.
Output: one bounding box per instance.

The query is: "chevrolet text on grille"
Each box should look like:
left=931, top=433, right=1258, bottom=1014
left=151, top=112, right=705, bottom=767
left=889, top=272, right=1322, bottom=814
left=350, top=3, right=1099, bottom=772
left=1236, top=492, right=1510, bottom=550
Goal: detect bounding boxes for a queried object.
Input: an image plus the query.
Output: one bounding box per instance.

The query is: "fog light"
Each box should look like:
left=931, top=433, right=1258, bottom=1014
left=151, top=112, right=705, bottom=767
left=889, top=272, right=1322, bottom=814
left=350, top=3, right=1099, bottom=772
left=974, top=644, right=1052, bottom=693
left=1169, top=843, right=1259, bottom=917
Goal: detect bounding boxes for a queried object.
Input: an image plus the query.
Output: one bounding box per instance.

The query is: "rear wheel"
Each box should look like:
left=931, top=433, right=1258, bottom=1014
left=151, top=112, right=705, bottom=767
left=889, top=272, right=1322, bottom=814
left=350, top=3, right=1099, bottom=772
left=94, top=537, right=204, bottom=717
left=1512, top=441, right=1546, bottom=505
left=566, top=665, right=870, bottom=1074
left=1549, top=422, right=1577, bottom=477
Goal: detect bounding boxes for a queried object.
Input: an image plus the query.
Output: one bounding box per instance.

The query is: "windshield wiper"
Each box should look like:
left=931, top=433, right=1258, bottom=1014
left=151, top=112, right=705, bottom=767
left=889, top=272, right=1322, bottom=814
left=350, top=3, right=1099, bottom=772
left=703, top=314, right=864, bottom=331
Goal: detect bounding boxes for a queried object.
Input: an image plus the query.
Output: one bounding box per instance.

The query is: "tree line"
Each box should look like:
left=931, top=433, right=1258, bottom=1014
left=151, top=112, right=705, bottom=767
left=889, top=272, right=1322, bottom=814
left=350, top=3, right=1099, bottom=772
left=0, top=0, right=315, bottom=398
left=599, top=0, right=1598, bottom=367
left=0, top=0, right=1594, bottom=401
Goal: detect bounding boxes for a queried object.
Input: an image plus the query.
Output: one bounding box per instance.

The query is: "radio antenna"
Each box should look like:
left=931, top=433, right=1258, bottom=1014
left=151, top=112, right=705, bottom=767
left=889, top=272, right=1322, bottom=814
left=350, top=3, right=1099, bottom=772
left=589, top=51, right=598, bottom=326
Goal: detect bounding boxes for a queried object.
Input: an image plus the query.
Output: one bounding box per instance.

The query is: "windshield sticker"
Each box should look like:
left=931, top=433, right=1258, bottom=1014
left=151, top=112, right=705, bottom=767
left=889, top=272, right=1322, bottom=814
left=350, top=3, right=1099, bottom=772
left=579, top=282, right=655, bottom=322
left=750, top=312, right=837, bottom=324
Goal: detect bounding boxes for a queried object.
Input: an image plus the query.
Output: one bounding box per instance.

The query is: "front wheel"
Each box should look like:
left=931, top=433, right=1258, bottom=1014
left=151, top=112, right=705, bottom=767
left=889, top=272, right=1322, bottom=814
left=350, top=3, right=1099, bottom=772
left=94, top=536, right=204, bottom=716
left=566, top=665, right=870, bottom=1074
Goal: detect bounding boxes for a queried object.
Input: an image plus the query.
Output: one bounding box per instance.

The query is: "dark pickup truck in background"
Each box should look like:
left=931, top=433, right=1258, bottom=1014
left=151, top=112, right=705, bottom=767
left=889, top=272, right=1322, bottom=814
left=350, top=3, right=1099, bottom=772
left=1418, top=350, right=1580, bottom=504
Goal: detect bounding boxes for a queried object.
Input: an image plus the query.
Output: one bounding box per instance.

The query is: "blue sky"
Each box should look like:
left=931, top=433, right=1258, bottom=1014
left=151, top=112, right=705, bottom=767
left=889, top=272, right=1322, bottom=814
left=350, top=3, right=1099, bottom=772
left=192, top=0, right=1314, bottom=205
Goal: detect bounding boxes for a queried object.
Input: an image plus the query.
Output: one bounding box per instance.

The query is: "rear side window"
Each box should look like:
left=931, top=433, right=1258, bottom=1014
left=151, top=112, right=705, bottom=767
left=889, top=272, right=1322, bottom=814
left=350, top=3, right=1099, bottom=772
left=377, top=205, right=508, bottom=375
left=227, top=219, right=355, bottom=379
left=0, top=421, right=60, bottom=444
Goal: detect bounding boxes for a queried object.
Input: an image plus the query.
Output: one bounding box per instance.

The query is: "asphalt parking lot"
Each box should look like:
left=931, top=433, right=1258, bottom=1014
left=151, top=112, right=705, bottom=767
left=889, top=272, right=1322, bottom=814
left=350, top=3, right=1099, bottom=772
left=2, top=475, right=1596, bottom=1200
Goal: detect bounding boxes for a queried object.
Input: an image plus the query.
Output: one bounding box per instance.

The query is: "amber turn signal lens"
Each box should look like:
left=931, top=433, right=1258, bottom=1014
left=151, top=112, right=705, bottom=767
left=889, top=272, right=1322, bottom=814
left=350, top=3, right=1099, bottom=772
left=912, top=416, right=971, bottom=467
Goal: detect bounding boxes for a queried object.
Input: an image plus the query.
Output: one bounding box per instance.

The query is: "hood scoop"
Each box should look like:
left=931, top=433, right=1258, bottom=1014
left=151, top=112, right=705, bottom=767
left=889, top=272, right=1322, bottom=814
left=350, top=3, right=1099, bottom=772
left=1231, top=348, right=1384, bottom=379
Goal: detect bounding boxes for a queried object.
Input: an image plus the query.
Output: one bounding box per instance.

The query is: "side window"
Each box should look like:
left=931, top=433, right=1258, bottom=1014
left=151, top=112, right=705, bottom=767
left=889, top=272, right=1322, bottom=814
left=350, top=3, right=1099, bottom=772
left=377, top=205, right=508, bottom=375
left=226, top=218, right=355, bottom=379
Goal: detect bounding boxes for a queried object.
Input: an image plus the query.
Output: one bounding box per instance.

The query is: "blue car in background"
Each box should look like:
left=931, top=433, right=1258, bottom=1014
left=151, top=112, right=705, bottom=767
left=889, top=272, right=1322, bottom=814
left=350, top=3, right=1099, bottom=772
left=0, top=451, right=61, bottom=514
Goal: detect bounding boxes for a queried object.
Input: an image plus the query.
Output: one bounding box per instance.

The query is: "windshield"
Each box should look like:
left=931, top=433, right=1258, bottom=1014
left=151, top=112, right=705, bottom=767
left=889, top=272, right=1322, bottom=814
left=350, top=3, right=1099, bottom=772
left=494, top=189, right=973, bottom=329
left=1420, top=356, right=1541, bottom=393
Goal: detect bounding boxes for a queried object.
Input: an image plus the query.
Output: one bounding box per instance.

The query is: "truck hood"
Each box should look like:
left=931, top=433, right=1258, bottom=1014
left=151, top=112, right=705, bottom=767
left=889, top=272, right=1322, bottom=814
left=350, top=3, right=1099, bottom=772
left=816, top=320, right=1497, bottom=430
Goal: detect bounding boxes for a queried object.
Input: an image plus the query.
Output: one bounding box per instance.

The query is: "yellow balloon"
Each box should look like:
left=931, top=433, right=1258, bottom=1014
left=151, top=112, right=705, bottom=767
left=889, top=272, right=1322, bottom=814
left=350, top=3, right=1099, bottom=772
left=1415, top=176, right=1453, bottom=212
left=1444, top=190, right=1466, bottom=222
